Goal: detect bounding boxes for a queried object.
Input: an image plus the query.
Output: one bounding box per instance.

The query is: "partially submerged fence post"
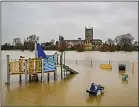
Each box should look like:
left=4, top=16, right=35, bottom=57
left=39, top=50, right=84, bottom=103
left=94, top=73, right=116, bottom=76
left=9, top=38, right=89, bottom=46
left=64, top=52, right=67, bottom=78
left=132, top=62, right=134, bottom=73
left=91, top=60, right=92, bottom=66
left=61, top=52, right=63, bottom=79
left=6, top=55, right=10, bottom=85
left=29, top=74, right=31, bottom=82
left=63, top=52, right=66, bottom=78
left=19, top=59, right=22, bottom=84
left=19, top=75, right=22, bottom=84
left=57, top=54, right=59, bottom=65
left=41, top=59, right=44, bottom=82
left=28, top=58, right=31, bottom=82
left=25, top=60, right=28, bottom=84
left=54, top=53, right=57, bottom=81
left=48, top=73, right=50, bottom=82
left=109, top=61, right=110, bottom=70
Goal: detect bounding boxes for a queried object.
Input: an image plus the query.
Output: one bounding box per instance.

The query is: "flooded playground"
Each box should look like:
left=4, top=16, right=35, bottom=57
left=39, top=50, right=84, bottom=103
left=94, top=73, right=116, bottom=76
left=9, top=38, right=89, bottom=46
left=1, top=51, right=138, bottom=106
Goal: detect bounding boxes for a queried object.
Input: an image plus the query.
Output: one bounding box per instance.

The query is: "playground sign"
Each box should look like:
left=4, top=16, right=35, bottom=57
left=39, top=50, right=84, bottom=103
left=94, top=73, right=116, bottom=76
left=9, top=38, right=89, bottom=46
left=43, top=55, right=56, bottom=72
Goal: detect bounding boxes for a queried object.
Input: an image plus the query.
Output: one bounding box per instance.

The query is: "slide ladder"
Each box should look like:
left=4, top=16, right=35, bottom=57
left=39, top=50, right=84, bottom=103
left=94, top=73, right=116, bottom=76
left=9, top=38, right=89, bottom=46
left=63, top=64, right=78, bottom=74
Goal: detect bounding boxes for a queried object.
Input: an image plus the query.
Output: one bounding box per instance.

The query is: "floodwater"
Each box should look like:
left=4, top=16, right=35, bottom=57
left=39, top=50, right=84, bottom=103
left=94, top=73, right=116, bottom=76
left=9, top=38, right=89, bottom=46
left=1, top=51, right=138, bottom=106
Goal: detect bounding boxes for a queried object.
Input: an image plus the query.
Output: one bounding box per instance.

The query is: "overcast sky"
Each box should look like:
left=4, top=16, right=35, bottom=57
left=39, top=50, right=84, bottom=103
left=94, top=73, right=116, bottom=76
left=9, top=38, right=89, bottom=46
left=1, top=2, right=138, bottom=44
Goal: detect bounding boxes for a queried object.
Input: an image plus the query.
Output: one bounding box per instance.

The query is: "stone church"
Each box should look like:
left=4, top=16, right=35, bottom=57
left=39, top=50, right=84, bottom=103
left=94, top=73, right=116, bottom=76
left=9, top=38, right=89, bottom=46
left=60, top=27, right=102, bottom=51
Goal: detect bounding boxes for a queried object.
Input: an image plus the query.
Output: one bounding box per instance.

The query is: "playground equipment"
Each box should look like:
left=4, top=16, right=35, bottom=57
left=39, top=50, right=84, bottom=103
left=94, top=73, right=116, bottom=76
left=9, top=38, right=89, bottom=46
left=86, top=83, right=105, bottom=96
left=99, top=61, right=112, bottom=70
left=119, top=64, right=126, bottom=71
left=6, top=42, right=78, bottom=85
left=122, top=74, right=128, bottom=81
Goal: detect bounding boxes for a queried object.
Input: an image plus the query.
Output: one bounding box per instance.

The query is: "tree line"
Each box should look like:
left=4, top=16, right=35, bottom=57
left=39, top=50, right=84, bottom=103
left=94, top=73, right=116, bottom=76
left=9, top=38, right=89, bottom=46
left=1, top=33, right=139, bottom=52
left=57, top=33, right=138, bottom=52
left=1, top=35, right=56, bottom=51
left=100, top=33, right=138, bottom=52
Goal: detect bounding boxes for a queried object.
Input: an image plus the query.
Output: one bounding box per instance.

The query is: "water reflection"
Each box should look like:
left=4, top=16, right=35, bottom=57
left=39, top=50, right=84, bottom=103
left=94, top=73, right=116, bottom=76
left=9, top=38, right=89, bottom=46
left=86, top=94, right=104, bottom=106
left=121, top=80, right=128, bottom=84
left=4, top=74, right=76, bottom=106
left=1, top=51, right=138, bottom=106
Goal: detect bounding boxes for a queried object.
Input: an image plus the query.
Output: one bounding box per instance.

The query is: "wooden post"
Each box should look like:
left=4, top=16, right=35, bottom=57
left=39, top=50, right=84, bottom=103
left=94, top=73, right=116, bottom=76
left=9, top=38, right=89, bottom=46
left=48, top=73, right=50, bottom=82
left=91, top=60, right=92, bottom=66
left=57, top=54, right=58, bottom=65
left=76, top=60, right=77, bottom=65
left=35, top=41, right=38, bottom=58
left=132, top=62, right=134, bottom=73
left=54, top=53, right=57, bottom=81
left=65, top=66, right=68, bottom=77
left=64, top=52, right=66, bottom=78
left=19, top=75, right=22, bottom=84
left=54, top=72, right=55, bottom=81
left=19, top=59, right=22, bottom=84
left=61, top=52, right=63, bottom=79
left=6, top=55, right=10, bottom=85
left=41, top=59, right=44, bottom=82
left=108, top=61, right=110, bottom=70
left=28, top=58, right=31, bottom=82
left=25, top=60, right=28, bottom=84
left=64, top=52, right=67, bottom=78
left=34, top=41, right=39, bottom=82
left=29, top=74, right=31, bottom=82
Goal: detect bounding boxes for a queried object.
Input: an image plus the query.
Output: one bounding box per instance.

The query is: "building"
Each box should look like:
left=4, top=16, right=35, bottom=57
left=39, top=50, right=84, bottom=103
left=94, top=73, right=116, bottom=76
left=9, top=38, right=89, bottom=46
left=84, top=27, right=93, bottom=51
left=64, top=39, right=84, bottom=49
left=85, top=27, right=93, bottom=41
left=92, top=39, right=103, bottom=51
left=93, top=39, right=102, bottom=45
left=58, top=27, right=102, bottom=51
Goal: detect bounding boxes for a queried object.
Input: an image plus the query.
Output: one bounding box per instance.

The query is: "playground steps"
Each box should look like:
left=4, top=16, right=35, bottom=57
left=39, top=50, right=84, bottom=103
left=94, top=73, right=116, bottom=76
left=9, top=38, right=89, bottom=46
left=63, top=64, right=78, bottom=74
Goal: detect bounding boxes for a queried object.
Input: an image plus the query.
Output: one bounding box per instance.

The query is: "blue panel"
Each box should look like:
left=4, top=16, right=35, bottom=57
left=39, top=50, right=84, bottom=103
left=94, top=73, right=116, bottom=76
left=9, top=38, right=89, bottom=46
left=37, top=43, right=47, bottom=59
left=43, top=55, right=56, bottom=72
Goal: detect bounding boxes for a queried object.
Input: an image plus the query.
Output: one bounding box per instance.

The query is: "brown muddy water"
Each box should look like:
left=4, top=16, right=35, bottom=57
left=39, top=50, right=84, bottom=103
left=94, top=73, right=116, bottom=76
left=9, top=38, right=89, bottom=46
left=1, top=51, right=138, bottom=106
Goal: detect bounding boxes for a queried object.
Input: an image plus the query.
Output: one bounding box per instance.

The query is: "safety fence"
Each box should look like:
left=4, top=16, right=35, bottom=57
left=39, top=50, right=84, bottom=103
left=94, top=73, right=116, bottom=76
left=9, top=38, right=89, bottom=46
left=64, top=59, right=138, bottom=66
left=63, top=59, right=138, bottom=71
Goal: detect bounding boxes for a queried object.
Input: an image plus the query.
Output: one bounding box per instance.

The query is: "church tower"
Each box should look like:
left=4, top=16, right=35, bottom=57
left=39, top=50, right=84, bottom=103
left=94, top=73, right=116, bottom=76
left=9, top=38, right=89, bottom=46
left=85, top=27, right=93, bottom=41
left=84, top=27, right=93, bottom=51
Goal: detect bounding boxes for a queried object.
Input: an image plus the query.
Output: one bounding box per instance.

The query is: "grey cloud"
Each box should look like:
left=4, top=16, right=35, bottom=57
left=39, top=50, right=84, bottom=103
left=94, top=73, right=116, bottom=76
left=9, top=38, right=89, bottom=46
left=1, top=2, right=138, bottom=44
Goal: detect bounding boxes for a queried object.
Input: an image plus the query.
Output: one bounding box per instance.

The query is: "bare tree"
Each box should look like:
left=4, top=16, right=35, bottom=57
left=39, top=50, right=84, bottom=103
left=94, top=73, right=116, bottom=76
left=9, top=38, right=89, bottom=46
left=26, top=35, right=39, bottom=43
left=133, top=41, right=138, bottom=46
left=114, top=33, right=134, bottom=51
left=24, top=35, right=39, bottom=51
left=106, top=38, right=115, bottom=45
left=115, top=33, right=134, bottom=45
left=50, top=39, right=55, bottom=45
left=13, top=38, right=22, bottom=46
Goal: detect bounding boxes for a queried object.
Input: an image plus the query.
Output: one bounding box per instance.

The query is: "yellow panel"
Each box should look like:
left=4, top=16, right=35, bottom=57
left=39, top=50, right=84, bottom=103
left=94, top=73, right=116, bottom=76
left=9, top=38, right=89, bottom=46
left=35, top=60, right=42, bottom=72
left=28, top=59, right=35, bottom=73
left=9, top=61, right=20, bottom=74
left=100, top=64, right=112, bottom=69
left=19, top=60, right=25, bottom=72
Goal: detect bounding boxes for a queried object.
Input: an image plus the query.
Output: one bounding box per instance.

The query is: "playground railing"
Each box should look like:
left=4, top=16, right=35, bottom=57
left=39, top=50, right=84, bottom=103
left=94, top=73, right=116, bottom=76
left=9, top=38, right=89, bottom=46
left=8, top=58, right=55, bottom=74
